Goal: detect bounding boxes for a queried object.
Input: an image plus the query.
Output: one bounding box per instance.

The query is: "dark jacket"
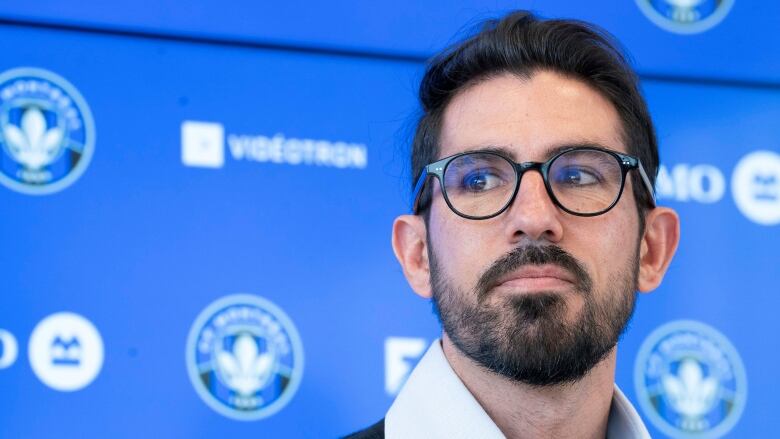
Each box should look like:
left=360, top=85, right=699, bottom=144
left=342, top=419, right=384, bottom=439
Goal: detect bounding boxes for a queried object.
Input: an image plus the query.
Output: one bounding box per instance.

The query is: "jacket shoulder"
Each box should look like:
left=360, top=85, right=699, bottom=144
left=342, top=419, right=385, bottom=439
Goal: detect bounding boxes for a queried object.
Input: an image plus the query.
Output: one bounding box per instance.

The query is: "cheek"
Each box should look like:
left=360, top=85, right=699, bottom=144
left=569, top=206, right=639, bottom=286
left=429, top=209, right=494, bottom=291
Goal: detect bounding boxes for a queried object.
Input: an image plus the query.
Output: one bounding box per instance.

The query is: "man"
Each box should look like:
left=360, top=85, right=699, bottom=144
left=348, top=10, right=679, bottom=439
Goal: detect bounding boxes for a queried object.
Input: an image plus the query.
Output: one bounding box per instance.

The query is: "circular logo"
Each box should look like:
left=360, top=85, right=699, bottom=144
left=186, top=294, right=304, bottom=421
left=0, top=329, right=19, bottom=369
left=28, top=312, right=105, bottom=391
left=634, top=320, right=747, bottom=439
left=731, top=150, right=780, bottom=225
left=636, top=0, right=735, bottom=34
left=0, top=67, right=96, bottom=195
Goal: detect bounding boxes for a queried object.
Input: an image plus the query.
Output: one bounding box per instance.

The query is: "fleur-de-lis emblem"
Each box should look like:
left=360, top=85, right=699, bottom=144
left=216, top=333, right=276, bottom=396
left=662, top=358, right=719, bottom=418
left=2, top=106, right=64, bottom=170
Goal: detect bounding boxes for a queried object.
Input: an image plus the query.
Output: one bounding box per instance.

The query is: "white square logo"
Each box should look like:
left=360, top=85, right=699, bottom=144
left=181, top=121, right=225, bottom=168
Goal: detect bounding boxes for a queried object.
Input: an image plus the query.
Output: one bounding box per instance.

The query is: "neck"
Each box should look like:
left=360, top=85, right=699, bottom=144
left=441, top=334, right=616, bottom=439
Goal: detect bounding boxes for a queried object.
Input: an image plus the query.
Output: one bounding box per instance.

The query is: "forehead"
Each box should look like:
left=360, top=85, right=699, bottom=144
left=439, top=71, right=624, bottom=160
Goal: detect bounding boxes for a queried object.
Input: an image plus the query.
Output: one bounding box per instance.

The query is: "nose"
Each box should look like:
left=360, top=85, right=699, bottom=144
left=503, top=170, right=564, bottom=243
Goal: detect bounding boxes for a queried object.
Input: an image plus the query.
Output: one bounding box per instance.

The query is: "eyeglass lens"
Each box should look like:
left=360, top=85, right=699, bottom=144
left=442, top=149, right=624, bottom=217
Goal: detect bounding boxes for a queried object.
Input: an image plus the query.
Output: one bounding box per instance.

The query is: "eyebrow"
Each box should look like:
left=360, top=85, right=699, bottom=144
left=459, top=141, right=617, bottom=161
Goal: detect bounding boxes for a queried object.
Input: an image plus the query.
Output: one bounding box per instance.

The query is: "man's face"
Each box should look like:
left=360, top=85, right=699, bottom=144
left=427, top=71, right=642, bottom=386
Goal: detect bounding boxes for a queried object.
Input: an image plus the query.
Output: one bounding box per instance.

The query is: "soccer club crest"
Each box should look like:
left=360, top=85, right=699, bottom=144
left=636, top=0, right=735, bottom=34
left=186, top=294, right=304, bottom=421
left=634, top=320, right=747, bottom=438
left=0, top=67, right=95, bottom=195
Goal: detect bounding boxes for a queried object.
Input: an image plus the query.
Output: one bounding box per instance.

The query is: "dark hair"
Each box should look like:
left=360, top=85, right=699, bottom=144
left=412, top=11, right=657, bottom=222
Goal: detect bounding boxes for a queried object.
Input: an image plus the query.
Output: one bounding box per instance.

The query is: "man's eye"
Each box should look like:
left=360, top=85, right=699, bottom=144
left=554, top=167, right=601, bottom=186
left=461, top=170, right=504, bottom=192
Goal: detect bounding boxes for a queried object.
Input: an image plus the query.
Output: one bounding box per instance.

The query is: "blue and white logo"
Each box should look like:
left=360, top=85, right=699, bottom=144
left=385, top=337, right=427, bottom=396
left=186, top=294, right=304, bottom=421
left=28, top=312, right=104, bottom=392
left=635, top=320, right=747, bottom=439
left=731, top=150, right=780, bottom=226
left=0, top=67, right=95, bottom=195
left=636, top=0, right=735, bottom=34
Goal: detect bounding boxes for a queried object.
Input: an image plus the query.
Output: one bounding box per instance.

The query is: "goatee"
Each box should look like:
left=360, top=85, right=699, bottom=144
left=430, top=244, right=638, bottom=386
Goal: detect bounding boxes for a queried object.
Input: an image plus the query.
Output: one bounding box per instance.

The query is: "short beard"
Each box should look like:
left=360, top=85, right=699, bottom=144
left=430, top=244, right=638, bottom=387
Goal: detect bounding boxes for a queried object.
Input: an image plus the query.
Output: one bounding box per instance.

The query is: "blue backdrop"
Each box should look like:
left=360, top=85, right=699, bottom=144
left=0, top=1, right=777, bottom=438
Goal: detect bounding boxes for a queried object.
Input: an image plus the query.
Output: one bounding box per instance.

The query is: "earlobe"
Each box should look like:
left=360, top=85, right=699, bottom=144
left=391, top=214, right=433, bottom=299
left=637, top=207, right=681, bottom=293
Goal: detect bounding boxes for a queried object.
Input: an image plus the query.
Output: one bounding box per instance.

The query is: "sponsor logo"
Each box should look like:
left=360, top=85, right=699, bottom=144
left=635, top=320, right=747, bottom=439
left=0, top=67, right=95, bottom=194
left=180, top=120, right=367, bottom=170
left=186, top=294, right=304, bottom=421
left=0, top=329, right=18, bottom=369
left=181, top=121, right=225, bottom=168
left=636, top=0, right=735, bottom=34
left=656, top=163, right=726, bottom=204
left=731, top=150, right=780, bottom=225
left=656, top=151, right=780, bottom=226
left=28, top=312, right=104, bottom=391
left=384, top=337, right=427, bottom=396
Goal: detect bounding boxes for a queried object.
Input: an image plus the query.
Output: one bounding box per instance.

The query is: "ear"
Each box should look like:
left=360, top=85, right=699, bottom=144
left=391, top=214, right=432, bottom=299
left=638, top=207, right=680, bottom=293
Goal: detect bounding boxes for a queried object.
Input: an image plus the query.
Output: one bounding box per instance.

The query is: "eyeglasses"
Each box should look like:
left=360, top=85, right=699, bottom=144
left=411, top=146, right=656, bottom=220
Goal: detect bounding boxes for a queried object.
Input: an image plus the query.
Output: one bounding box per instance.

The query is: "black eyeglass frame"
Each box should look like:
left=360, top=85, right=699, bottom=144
left=411, top=146, right=656, bottom=220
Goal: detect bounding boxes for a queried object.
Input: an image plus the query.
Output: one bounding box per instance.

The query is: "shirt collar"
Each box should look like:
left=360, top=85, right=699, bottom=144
left=385, top=340, right=651, bottom=439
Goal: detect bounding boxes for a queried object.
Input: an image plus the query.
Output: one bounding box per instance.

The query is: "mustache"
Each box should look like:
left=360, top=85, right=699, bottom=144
left=475, top=245, right=593, bottom=302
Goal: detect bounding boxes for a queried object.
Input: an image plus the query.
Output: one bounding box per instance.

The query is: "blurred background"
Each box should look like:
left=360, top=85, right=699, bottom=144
left=0, top=1, right=777, bottom=437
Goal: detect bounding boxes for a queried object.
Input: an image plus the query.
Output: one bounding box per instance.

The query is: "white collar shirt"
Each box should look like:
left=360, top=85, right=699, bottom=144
left=385, top=340, right=651, bottom=439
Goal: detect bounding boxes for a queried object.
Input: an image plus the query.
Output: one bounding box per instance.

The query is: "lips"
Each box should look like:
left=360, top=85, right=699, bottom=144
left=493, top=264, right=577, bottom=291
left=474, top=245, right=593, bottom=302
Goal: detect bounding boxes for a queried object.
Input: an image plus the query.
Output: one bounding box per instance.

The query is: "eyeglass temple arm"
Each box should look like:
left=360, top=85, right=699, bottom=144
left=636, top=160, right=656, bottom=207
left=410, top=167, right=429, bottom=213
